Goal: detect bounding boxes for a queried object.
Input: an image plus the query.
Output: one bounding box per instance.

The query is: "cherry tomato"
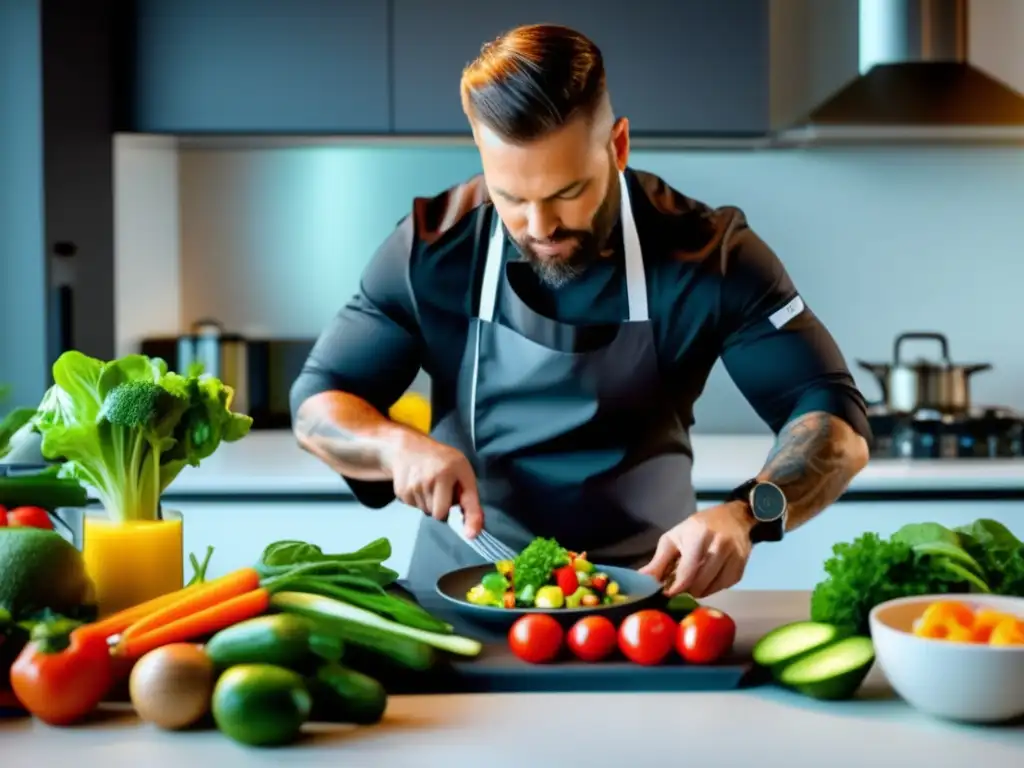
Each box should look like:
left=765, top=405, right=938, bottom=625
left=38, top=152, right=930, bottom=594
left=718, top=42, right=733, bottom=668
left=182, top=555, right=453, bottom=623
left=508, top=614, right=564, bottom=664
left=676, top=607, right=736, bottom=664
left=618, top=610, right=676, bottom=666
left=567, top=616, right=617, bottom=662
left=6, top=507, right=53, bottom=530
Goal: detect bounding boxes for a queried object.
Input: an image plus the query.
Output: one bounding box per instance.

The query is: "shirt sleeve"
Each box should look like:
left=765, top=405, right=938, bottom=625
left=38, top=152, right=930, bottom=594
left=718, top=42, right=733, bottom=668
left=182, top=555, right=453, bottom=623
left=716, top=221, right=872, bottom=441
left=290, top=215, right=422, bottom=507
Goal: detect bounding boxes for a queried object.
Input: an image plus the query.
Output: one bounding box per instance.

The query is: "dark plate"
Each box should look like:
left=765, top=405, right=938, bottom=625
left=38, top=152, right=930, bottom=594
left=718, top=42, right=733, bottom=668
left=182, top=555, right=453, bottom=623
left=436, top=563, right=664, bottom=630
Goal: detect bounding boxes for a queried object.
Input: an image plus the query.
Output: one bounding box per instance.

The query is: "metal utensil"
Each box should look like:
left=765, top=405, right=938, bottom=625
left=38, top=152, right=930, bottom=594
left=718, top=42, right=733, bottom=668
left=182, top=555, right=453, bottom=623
left=857, top=331, right=991, bottom=414
left=447, top=506, right=517, bottom=563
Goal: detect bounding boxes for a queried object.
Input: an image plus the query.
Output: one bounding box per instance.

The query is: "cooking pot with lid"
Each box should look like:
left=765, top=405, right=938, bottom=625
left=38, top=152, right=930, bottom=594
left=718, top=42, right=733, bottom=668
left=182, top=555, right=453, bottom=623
left=857, top=332, right=991, bottom=415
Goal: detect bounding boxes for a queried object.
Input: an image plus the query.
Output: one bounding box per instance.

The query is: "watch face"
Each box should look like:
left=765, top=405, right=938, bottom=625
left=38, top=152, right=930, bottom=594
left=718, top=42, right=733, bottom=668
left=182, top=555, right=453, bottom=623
left=751, top=483, right=786, bottom=522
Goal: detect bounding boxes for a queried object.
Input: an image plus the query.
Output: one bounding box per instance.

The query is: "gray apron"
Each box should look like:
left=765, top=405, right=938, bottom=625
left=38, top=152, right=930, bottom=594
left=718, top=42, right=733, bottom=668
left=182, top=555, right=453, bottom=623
left=405, top=171, right=697, bottom=600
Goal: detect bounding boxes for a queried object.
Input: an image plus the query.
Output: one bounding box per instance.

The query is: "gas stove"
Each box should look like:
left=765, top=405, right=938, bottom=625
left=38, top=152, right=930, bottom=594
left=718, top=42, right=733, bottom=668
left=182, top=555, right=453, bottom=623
left=867, top=406, right=1024, bottom=459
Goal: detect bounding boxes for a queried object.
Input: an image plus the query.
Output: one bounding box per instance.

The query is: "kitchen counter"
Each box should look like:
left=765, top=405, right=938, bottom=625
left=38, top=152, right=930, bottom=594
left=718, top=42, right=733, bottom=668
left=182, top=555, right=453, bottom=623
left=1, top=591, right=1020, bottom=766
left=160, top=431, right=1024, bottom=500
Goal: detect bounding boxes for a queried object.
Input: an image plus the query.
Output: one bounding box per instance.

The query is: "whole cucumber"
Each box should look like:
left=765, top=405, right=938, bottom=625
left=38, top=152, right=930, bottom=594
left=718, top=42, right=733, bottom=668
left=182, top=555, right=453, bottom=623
left=306, top=662, right=387, bottom=725
left=205, top=614, right=318, bottom=670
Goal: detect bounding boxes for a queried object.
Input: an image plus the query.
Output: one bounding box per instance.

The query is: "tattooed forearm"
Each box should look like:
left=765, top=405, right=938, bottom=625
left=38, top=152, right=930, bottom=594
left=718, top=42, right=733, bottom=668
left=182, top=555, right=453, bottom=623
left=756, top=411, right=869, bottom=530
left=293, top=392, right=405, bottom=481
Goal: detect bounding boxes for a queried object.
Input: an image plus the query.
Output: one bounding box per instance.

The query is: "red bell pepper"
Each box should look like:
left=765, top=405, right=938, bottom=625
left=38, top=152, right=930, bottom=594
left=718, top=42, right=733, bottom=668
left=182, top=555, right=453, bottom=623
left=9, top=620, right=113, bottom=726
left=0, top=505, right=7, bottom=526
left=554, top=565, right=579, bottom=597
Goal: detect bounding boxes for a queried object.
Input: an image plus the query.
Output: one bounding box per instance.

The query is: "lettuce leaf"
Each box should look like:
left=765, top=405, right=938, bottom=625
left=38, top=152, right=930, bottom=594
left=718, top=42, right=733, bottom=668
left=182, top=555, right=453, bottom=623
left=31, top=351, right=252, bottom=522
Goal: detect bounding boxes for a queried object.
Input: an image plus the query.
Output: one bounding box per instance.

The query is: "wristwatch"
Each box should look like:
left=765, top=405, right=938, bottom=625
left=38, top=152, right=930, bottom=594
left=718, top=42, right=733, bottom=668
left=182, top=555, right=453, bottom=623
left=727, top=478, right=788, bottom=543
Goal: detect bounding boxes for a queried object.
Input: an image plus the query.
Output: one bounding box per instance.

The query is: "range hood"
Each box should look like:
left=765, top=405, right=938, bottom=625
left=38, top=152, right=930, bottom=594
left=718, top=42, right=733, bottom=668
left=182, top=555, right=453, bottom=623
left=776, top=0, right=1024, bottom=145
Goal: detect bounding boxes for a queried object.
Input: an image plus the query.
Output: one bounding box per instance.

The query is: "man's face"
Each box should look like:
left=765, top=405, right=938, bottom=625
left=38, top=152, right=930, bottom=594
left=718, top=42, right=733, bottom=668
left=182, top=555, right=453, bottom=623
left=474, top=114, right=629, bottom=287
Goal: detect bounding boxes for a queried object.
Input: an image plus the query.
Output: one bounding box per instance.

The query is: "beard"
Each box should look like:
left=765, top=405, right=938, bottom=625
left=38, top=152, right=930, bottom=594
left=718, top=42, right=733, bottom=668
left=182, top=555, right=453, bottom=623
left=511, top=166, right=620, bottom=289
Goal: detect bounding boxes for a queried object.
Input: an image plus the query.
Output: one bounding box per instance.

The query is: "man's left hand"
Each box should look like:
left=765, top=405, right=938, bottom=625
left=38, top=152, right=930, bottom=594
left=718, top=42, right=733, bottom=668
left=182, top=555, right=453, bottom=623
left=638, top=501, right=755, bottom=598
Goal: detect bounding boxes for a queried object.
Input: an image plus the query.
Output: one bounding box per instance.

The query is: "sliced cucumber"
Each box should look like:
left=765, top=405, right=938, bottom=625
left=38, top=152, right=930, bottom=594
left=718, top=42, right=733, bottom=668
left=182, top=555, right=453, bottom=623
left=777, top=636, right=875, bottom=701
left=752, top=621, right=844, bottom=671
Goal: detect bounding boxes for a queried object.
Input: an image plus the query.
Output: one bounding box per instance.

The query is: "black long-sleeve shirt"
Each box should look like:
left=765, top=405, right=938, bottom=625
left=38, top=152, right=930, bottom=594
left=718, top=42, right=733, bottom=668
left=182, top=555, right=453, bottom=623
left=292, top=168, right=871, bottom=506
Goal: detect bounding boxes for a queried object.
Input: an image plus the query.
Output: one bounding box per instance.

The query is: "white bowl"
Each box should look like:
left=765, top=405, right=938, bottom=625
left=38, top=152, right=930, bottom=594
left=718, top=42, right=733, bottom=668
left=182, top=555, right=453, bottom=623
left=869, top=594, right=1024, bottom=723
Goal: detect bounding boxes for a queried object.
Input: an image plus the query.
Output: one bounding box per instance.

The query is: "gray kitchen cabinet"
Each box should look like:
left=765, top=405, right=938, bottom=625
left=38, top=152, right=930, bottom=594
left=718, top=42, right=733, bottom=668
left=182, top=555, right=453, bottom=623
left=127, top=0, right=391, bottom=133
left=390, top=0, right=769, bottom=136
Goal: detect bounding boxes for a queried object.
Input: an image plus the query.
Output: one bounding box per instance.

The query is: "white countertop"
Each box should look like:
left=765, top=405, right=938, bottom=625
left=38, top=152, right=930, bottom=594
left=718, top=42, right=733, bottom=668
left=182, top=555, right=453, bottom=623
left=161, top=431, right=1024, bottom=497
left=2, top=591, right=1020, bottom=766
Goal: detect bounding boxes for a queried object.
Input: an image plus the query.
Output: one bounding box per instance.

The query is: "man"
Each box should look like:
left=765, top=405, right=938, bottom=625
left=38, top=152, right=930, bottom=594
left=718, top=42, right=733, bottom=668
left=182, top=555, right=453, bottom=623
left=290, top=24, right=871, bottom=602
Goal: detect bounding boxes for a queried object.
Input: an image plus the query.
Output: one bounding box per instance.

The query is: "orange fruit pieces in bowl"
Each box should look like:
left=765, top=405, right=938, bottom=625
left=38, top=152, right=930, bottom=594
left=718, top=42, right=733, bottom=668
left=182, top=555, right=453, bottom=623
left=912, top=600, right=1024, bottom=645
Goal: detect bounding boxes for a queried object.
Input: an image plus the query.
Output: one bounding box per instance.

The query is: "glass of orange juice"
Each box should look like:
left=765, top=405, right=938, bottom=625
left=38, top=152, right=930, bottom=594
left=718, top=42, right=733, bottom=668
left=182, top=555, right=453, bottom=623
left=78, top=507, right=184, bottom=617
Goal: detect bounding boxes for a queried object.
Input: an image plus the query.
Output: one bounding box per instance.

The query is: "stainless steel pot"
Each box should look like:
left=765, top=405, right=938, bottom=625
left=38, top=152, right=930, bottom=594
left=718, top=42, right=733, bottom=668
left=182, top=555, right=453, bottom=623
left=177, top=318, right=250, bottom=414
left=857, top=332, right=991, bottom=414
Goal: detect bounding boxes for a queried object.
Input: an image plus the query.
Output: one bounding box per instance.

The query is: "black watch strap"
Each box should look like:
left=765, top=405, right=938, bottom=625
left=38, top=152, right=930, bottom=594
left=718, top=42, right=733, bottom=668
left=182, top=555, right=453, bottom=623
left=727, top=478, right=786, bottom=544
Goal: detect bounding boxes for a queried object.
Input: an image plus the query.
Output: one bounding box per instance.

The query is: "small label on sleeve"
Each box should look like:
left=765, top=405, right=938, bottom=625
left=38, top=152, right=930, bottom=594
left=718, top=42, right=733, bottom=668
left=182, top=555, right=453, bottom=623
left=769, top=295, right=805, bottom=329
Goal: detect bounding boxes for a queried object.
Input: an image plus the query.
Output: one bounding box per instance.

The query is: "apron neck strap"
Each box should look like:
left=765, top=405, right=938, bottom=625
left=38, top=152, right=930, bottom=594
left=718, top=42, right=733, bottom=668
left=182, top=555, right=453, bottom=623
left=478, top=171, right=649, bottom=322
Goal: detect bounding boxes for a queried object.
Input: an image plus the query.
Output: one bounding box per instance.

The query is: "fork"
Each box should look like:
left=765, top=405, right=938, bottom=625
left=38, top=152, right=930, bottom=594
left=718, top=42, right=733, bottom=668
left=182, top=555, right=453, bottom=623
left=447, top=506, right=518, bottom=563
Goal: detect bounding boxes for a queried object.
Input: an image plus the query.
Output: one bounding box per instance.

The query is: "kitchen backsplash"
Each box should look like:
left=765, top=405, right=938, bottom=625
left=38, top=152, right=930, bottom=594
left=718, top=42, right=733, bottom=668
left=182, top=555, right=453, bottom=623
left=114, top=139, right=1024, bottom=434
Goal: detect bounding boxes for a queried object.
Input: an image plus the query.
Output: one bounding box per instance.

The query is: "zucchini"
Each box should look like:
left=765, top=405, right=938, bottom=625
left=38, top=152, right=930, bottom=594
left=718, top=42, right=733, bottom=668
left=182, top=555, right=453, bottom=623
left=752, top=621, right=846, bottom=672
left=776, top=636, right=876, bottom=701
left=306, top=662, right=387, bottom=725
left=204, top=614, right=330, bottom=671
left=0, top=473, right=88, bottom=511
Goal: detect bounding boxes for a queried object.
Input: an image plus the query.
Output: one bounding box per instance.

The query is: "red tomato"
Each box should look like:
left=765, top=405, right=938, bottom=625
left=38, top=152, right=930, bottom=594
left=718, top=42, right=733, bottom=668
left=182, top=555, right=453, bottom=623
left=676, top=607, right=737, bottom=664
left=7, top=507, right=53, bottom=530
left=554, top=565, right=579, bottom=596
left=0, top=505, right=7, bottom=527
left=508, top=615, right=564, bottom=664
left=567, top=616, right=617, bottom=662
left=618, top=610, right=676, bottom=666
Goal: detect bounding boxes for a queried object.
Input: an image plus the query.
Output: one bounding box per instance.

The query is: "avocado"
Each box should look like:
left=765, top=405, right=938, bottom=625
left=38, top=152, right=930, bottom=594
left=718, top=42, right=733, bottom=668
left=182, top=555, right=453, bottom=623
left=0, top=528, right=92, bottom=619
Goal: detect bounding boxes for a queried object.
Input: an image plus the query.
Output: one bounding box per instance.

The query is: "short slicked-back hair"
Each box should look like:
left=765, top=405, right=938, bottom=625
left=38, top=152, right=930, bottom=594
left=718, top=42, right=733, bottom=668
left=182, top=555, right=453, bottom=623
left=460, top=24, right=610, bottom=143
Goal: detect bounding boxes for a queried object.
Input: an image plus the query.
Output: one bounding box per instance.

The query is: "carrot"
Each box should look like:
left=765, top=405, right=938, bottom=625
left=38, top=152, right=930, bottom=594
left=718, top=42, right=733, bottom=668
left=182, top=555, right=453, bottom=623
left=118, top=567, right=261, bottom=643
left=116, top=588, right=270, bottom=659
left=76, top=583, right=203, bottom=642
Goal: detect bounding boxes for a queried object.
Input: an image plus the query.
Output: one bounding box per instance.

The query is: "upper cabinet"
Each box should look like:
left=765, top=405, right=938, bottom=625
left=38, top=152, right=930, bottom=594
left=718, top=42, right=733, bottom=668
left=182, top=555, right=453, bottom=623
left=390, top=0, right=770, bottom=137
left=127, top=0, right=391, bottom=133
left=120, top=0, right=770, bottom=137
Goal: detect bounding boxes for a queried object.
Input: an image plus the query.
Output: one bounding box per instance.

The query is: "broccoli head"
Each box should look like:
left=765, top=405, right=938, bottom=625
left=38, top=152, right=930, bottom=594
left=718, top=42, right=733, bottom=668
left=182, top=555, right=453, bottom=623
left=99, top=380, right=175, bottom=427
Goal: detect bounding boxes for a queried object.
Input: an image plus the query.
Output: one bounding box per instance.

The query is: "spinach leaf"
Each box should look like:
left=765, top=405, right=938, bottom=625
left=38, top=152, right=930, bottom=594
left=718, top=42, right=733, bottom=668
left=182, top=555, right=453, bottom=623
left=892, top=522, right=961, bottom=549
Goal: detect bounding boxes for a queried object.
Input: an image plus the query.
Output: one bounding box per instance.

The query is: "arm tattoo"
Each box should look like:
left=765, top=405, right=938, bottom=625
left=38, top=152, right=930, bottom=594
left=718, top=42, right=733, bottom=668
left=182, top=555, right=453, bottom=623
left=293, top=400, right=393, bottom=479
left=757, top=411, right=869, bottom=530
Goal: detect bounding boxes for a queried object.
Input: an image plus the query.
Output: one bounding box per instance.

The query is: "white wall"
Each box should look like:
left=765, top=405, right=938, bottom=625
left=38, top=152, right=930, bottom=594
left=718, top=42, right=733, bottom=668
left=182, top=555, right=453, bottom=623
left=113, top=134, right=182, bottom=357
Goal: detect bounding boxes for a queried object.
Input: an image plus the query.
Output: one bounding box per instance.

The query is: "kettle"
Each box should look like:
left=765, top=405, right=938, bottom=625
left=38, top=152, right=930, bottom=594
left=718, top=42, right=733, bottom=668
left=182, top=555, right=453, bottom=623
left=177, top=319, right=250, bottom=414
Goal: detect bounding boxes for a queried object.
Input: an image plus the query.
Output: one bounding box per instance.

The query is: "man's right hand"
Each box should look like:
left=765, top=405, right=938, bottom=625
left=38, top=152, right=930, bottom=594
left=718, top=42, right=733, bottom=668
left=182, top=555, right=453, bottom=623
left=383, top=430, right=484, bottom=538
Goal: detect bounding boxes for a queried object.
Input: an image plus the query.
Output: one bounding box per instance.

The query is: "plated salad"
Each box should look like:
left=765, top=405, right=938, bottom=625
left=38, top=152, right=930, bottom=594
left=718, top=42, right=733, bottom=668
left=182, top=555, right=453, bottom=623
left=465, top=537, right=628, bottom=610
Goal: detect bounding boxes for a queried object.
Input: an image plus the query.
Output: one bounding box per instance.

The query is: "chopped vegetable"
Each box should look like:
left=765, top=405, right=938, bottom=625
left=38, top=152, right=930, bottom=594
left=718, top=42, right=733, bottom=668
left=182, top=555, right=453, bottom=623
left=9, top=621, right=114, bottom=725
left=28, top=352, right=252, bottom=523
left=118, top=588, right=270, bottom=659
left=912, top=599, right=1024, bottom=645
left=465, top=536, right=630, bottom=609
left=752, top=621, right=846, bottom=672
left=554, top=565, right=578, bottom=596
left=534, top=585, right=565, bottom=609
left=776, top=636, right=876, bottom=701
left=271, top=591, right=482, bottom=657
left=512, top=537, right=569, bottom=597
